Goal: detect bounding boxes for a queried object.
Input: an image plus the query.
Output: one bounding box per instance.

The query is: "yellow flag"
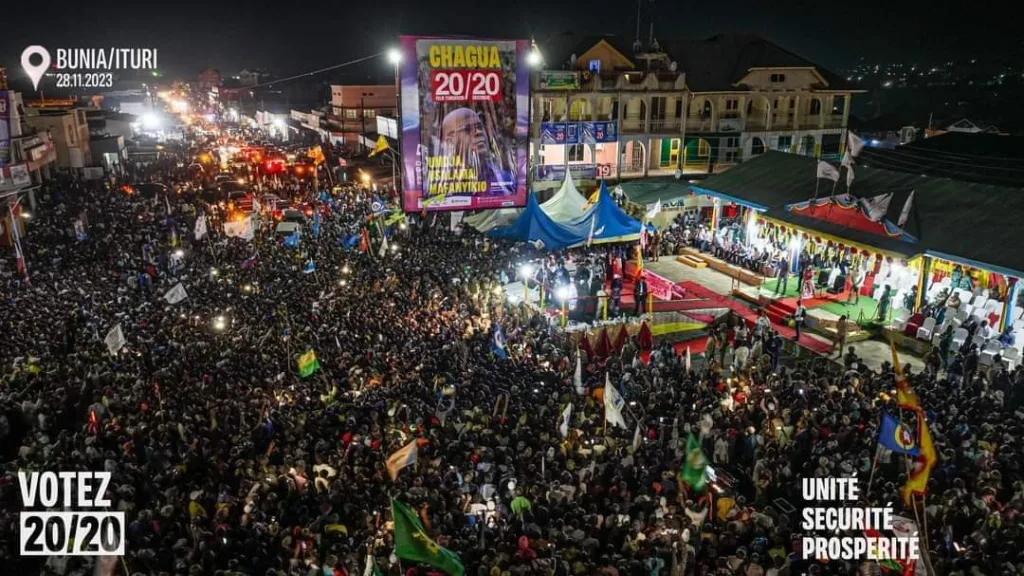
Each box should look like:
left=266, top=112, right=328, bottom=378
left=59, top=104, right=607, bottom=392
left=369, top=135, right=390, bottom=157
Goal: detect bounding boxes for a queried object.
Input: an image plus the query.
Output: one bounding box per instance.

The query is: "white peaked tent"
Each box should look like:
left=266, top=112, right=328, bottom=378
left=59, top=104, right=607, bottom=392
left=463, top=208, right=521, bottom=232
left=540, top=172, right=588, bottom=223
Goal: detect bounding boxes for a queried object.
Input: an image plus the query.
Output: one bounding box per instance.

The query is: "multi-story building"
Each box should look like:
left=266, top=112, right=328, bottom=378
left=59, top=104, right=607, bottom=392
left=22, top=106, right=92, bottom=173
left=198, top=69, right=222, bottom=91
left=530, top=33, right=861, bottom=189
left=1, top=88, right=58, bottom=210
left=326, top=85, right=397, bottom=149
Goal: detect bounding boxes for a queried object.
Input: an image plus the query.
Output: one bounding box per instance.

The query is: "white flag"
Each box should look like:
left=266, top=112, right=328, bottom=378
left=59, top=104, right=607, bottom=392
left=816, top=161, right=839, bottom=182
left=223, top=217, right=254, bottom=241
left=631, top=424, right=643, bottom=453
left=603, top=373, right=627, bottom=429
left=860, top=193, right=893, bottom=222
left=378, top=233, right=389, bottom=258
left=846, top=163, right=855, bottom=188
left=841, top=150, right=854, bottom=171
left=573, top=352, right=584, bottom=395
left=163, top=283, right=188, bottom=304
left=104, top=324, right=125, bottom=356
left=847, top=131, right=865, bottom=158
left=559, top=403, right=573, bottom=438
left=165, top=195, right=172, bottom=216
left=685, top=347, right=692, bottom=372
left=645, top=199, right=662, bottom=220
left=450, top=211, right=464, bottom=232
left=385, top=440, right=418, bottom=480
left=194, top=214, right=208, bottom=240
left=898, top=191, right=914, bottom=227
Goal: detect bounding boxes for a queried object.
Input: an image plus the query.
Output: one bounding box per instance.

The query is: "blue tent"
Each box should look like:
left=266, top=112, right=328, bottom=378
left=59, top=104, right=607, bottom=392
left=488, top=192, right=585, bottom=251
left=568, top=181, right=643, bottom=246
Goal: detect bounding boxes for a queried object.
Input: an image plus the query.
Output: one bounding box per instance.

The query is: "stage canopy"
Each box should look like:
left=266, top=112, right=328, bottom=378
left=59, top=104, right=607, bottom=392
left=540, top=172, right=588, bottom=223
left=463, top=208, right=520, bottom=233
left=487, top=192, right=585, bottom=251
left=568, top=181, right=643, bottom=246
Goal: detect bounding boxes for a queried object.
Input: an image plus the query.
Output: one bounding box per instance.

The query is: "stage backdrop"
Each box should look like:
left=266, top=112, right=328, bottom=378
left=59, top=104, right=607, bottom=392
left=399, top=35, right=529, bottom=212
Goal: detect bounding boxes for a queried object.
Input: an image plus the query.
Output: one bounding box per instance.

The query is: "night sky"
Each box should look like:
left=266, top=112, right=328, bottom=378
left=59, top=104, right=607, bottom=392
left=0, top=0, right=1019, bottom=89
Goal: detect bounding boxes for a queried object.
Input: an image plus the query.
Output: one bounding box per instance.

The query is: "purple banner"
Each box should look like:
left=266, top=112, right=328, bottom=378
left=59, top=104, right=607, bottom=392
left=400, top=36, right=529, bottom=212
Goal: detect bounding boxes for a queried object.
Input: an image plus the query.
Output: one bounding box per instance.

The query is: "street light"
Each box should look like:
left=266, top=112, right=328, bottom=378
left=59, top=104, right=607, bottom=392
left=526, top=49, right=543, bottom=68
left=173, top=249, right=185, bottom=258
left=387, top=48, right=402, bottom=65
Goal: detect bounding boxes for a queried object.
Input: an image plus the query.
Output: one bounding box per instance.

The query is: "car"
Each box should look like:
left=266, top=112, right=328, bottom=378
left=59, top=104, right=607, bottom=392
left=275, top=221, right=302, bottom=238
left=281, top=209, right=306, bottom=225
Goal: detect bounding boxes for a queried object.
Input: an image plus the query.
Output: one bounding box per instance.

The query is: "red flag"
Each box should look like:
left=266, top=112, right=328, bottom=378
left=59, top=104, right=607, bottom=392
left=358, top=228, right=369, bottom=253
left=637, top=321, right=654, bottom=351
left=579, top=331, right=595, bottom=360
left=88, top=410, right=99, bottom=435
left=612, top=325, right=629, bottom=354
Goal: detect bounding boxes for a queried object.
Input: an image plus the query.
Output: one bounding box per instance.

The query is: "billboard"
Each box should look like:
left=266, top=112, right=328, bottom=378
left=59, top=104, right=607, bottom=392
left=399, top=36, right=529, bottom=212
left=538, top=71, right=580, bottom=90
left=540, top=121, right=618, bottom=145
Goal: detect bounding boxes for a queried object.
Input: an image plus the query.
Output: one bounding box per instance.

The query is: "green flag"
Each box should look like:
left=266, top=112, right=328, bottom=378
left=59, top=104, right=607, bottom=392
left=297, top=349, right=320, bottom=378
left=392, top=500, right=465, bottom=576
left=681, top=432, right=709, bottom=492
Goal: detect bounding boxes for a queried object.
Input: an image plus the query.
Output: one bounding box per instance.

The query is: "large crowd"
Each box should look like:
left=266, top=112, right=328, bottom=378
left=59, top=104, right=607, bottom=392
left=2, top=148, right=1024, bottom=576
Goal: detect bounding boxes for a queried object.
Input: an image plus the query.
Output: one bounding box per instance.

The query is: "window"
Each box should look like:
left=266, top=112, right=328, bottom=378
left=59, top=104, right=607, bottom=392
left=808, top=98, right=822, bottom=115
left=832, top=95, right=846, bottom=115
left=725, top=99, right=738, bottom=111
left=363, top=109, right=376, bottom=119
left=588, top=59, right=601, bottom=73
left=751, top=137, right=766, bottom=156
left=697, top=140, right=710, bottom=156
left=770, top=73, right=786, bottom=83
left=772, top=99, right=780, bottom=110
left=777, top=135, right=792, bottom=151
left=725, top=137, right=740, bottom=148
left=344, top=109, right=358, bottom=120
left=567, top=144, right=585, bottom=162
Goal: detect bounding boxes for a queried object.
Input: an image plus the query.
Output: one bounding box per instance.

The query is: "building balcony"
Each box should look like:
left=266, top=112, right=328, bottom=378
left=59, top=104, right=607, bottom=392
left=824, top=115, right=845, bottom=129
left=685, top=118, right=715, bottom=133
left=771, top=112, right=795, bottom=129
left=649, top=118, right=681, bottom=133
left=718, top=117, right=745, bottom=133
left=621, top=118, right=646, bottom=133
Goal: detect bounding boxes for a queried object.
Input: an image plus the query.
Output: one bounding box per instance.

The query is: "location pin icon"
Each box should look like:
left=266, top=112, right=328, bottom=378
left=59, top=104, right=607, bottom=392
left=21, top=46, right=51, bottom=91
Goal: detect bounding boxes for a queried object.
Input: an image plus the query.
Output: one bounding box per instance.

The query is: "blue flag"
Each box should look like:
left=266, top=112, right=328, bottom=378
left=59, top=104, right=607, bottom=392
left=371, top=197, right=386, bottom=214
left=312, top=212, right=321, bottom=239
left=342, top=234, right=360, bottom=250
left=284, top=233, right=300, bottom=248
left=878, top=413, right=921, bottom=456
left=491, top=325, right=508, bottom=360
left=303, top=260, right=316, bottom=274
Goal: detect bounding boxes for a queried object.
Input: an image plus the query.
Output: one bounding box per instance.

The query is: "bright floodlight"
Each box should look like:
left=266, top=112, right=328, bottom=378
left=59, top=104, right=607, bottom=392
left=387, top=48, right=402, bottom=65
left=556, top=286, right=571, bottom=302
left=173, top=249, right=184, bottom=258
left=273, top=118, right=286, bottom=129
left=519, top=263, right=533, bottom=278
left=526, top=49, right=543, bottom=67
left=141, top=113, right=161, bottom=129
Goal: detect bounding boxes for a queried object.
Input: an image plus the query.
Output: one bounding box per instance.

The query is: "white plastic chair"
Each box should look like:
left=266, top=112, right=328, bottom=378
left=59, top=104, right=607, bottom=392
left=1002, top=347, right=1019, bottom=370
left=972, top=295, right=988, bottom=310
left=979, top=341, right=1002, bottom=366
left=916, top=317, right=937, bottom=341
left=959, top=300, right=974, bottom=316
left=892, top=309, right=912, bottom=331
left=952, top=327, right=969, bottom=349
left=971, top=334, right=987, bottom=350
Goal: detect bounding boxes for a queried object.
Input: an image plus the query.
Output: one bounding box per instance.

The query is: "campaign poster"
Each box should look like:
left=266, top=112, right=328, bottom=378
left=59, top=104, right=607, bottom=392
left=400, top=36, right=529, bottom=212
left=0, top=91, right=12, bottom=167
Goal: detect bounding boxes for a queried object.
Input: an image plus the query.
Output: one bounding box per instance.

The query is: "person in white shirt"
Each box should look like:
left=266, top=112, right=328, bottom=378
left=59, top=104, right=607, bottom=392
left=979, top=320, right=994, bottom=340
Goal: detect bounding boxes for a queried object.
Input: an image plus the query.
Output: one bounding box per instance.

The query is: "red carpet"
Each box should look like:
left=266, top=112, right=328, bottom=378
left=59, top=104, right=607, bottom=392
left=640, top=336, right=709, bottom=364
left=675, top=281, right=833, bottom=355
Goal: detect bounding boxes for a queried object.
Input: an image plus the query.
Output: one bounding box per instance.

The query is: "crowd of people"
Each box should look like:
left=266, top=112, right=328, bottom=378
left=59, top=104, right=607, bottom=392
left=2, top=146, right=1024, bottom=576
